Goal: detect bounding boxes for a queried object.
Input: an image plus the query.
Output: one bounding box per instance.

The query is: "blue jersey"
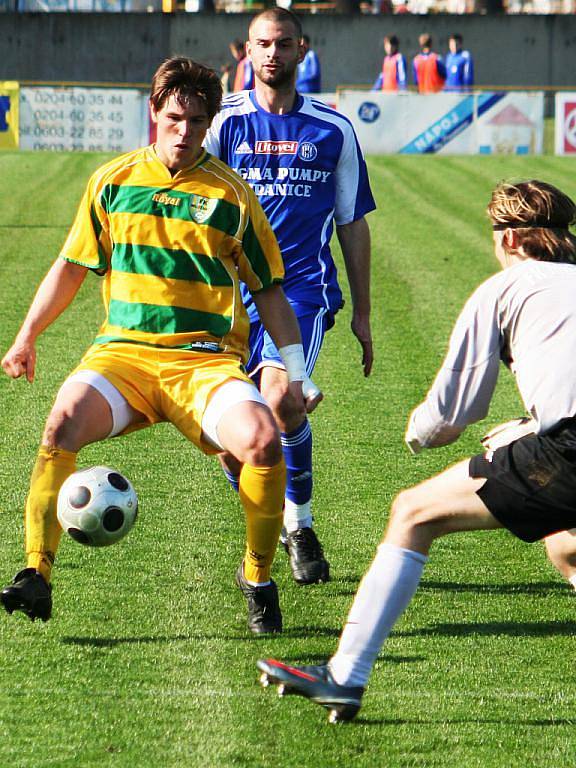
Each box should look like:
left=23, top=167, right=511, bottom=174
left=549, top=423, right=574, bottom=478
left=444, top=49, right=474, bottom=90
left=204, top=90, right=376, bottom=316
left=297, top=50, right=321, bottom=93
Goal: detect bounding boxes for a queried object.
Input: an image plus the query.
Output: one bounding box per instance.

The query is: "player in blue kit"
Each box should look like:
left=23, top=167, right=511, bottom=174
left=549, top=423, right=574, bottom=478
left=204, top=7, right=375, bottom=585
left=444, top=33, right=474, bottom=92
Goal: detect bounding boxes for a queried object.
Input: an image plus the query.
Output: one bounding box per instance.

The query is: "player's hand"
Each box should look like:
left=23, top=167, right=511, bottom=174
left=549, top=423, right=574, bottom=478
left=302, top=375, right=323, bottom=413
left=351, top=314, right=373, bottom=377
left=480, top=417, right=536, bottom=451
left=1, top=340, right=37, bottom=383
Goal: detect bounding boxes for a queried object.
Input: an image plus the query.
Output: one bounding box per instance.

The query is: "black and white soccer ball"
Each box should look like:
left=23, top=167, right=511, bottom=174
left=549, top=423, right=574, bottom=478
left=57, top=466, right=138, bottom=547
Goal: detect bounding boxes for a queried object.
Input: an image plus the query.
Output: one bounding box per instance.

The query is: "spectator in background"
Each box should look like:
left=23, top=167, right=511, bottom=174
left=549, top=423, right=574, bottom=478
left=230, top=39, right=254, bottom=92
left=296, top=35, right=321, bottom=94
left=372, top=35, right=407, bottom=92
left=220, top=63, right=233, bottom=95
left=444, top=34, right=474, bottom=92
left=412, top=34, right=446, bottom=94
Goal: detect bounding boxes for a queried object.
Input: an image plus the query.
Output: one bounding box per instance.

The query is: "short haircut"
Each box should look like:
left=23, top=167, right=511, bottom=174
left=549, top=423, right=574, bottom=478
left=487, top=180, right=576, bottom=263
left=248, top=7, right=303, bottom=41
left=149, top=57, right=222, bottom=123
left=384, top=34, right=399, bottom=48
left=419, top=33, right=432, bottom=49
left=450, top=33, right=463, bottom=43
left=302, top=34, right=310, bottom=45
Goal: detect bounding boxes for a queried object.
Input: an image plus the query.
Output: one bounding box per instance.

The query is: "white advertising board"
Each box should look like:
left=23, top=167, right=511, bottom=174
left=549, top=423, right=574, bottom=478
left=19, top=87, right=149, bottom=152
left=554, top=93, right=576, bottom=156
left=338, top=91, right=544, bottom=156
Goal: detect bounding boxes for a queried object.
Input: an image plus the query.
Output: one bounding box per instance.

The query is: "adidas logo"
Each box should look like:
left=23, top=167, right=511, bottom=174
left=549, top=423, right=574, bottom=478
left=235, top=141, right=253, bottom=155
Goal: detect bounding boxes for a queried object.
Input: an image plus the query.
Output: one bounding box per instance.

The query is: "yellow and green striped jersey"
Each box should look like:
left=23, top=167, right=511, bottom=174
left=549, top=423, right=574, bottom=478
left=60, top=145, right=284, bottom=361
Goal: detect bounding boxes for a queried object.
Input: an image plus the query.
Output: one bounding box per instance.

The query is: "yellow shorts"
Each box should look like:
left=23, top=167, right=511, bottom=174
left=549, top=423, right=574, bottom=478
left=72, top=342, right=253, bottom=453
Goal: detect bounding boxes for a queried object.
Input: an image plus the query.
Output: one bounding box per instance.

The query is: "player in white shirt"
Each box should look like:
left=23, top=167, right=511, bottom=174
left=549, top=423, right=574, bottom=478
left=257, top=179, right=576, bottom=722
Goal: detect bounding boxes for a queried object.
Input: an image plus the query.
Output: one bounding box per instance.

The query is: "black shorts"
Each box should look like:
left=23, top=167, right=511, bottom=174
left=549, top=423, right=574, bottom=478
left=469, top=417, right=576, bottom=543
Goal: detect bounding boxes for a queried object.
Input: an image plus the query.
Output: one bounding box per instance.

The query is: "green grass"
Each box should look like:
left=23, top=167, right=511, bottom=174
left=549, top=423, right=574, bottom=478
left=1, top=151, right=576, bottom=767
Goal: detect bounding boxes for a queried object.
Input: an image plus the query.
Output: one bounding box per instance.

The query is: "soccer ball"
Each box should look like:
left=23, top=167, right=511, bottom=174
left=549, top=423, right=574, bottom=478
left=57, top=466, right=138, bottom=547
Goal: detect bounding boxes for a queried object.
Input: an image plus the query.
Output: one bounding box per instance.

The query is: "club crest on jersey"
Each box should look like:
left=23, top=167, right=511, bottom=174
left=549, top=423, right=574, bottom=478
left=298, top=142, right=318, bottom=161
left=255, top=140, right=298, bottom=155
left=188, top=193, right=217, bottom=224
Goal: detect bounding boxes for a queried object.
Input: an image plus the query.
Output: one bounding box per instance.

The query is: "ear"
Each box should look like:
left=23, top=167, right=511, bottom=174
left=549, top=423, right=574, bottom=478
left=246, top=40, right=253, bottom=61
left=503, top=228, right=519, bottom=250
left=298, top=39, right=306, bottom=64
left=149, top=101, right=158, bottom=125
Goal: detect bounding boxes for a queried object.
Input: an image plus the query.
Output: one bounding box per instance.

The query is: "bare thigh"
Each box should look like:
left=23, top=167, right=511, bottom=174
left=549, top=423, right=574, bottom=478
left=43, top=382, right=142, bottom=452
left=385, top=459, right=504, bottom=554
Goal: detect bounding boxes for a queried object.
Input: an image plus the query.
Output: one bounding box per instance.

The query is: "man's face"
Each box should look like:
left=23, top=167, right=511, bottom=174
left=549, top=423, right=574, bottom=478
left=151, top=94, right=209, bottom=172
left=384, top=39, right=396, bottom=56
left=247, top=17, right=303, bottom=90
left=449, top=37, right=461, bottom=54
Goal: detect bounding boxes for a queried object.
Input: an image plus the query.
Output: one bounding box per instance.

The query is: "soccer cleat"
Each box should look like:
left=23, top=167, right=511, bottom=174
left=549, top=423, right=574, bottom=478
left=235, top=563, right=282, bottom=634
left=257, top=658, right=364, bottom=723
left=283, top=527, right=330, bottom=585
left=1, top=568, right=52, bottom=622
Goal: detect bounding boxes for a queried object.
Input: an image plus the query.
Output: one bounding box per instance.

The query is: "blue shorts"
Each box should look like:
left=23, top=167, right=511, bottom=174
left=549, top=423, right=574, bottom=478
left=246, top=302, right=335, bottom=379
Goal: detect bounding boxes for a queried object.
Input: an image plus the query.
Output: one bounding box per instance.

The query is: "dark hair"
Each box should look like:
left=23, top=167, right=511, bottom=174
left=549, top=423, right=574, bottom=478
left=487, top=180, right=576, bottom=264
left=248, top=7, right=303, bottom=41
left=384, top=34, right=399, bottom=48
left=450, top=33, right=463, bottom=43
left=150, top=57, right=222, bottom=123
left=418, top=33, right=432, bottom=49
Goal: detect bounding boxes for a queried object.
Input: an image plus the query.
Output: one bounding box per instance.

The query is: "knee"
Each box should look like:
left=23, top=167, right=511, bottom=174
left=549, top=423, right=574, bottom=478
left=240, top=420, right=282, bottom=467
left=389, top=489, right=422, bottom=533
left=387, top=489, right=440, bottom=543
left=42, top=404, right=85, bottom=451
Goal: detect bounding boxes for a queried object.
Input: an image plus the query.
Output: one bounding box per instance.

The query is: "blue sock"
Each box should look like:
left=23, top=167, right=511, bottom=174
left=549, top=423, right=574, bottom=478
left=223, top=467, right=240, bottom=493
left=281, top=419, right=313, bottom=515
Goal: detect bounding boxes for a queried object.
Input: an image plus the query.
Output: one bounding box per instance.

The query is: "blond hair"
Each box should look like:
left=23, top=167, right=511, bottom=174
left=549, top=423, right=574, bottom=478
left=487, top=180, right=576, bottom=263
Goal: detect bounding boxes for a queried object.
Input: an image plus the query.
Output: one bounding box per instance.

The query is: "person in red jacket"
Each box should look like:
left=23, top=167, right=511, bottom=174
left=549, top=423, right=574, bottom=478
left=372, top=35, right=407, bottom=93
left=412, top=33, right=446, bottom=94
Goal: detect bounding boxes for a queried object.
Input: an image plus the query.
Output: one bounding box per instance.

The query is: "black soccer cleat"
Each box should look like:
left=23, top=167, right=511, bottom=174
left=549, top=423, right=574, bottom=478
left=1, top=568, right=52, bottom=622
left=283, top=527, right=330, bottom=585
left=257, top=658, right=364, bottom=723
left=235, top=563, right=282, bottom=634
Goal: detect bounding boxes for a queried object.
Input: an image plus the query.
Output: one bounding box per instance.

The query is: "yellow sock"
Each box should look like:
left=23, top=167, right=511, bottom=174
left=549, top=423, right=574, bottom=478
left=239, top=459, right=286, bottom=584
left=25, top=445, right=77, bottom=583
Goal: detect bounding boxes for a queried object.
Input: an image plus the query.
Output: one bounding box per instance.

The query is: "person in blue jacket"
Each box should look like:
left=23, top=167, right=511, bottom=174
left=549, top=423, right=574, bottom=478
left=296, top=35, right=321, bottom=94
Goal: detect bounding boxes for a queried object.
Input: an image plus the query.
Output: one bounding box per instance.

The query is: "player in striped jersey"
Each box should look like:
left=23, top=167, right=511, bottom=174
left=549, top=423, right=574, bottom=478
left=204, top=8, right=376, bottom=585
left=1, top=57, right=319, bottom=634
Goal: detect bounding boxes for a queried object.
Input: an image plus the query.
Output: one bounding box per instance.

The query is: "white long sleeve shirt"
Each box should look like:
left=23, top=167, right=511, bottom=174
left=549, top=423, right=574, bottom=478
left=410, top=259, right=576, bottom=449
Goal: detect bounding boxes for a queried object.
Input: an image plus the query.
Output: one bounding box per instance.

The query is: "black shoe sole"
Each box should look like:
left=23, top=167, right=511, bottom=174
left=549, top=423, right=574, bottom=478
left=1, top=590, right=52, bottom=622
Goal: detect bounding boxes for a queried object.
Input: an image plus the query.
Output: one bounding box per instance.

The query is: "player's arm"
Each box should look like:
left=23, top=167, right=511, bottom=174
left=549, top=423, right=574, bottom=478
left=405, top=282, right=501, bottom=454
left=336, top=217, right=373, bottom=377
left=398, top=56, right=408, bottom=91
left=2, top=258, right=88, bottom=383
left=252, top=284, right=322, bottom=413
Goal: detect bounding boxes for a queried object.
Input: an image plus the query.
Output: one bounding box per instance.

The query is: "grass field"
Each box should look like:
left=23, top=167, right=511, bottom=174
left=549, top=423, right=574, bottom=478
left=1, top=151, right=576, bottom=768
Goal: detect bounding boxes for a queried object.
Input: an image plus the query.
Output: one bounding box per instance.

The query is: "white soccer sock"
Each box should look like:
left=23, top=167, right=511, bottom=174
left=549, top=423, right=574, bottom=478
left=329, top=542, right=428, bottom=688
left=568, top=573, right=576, bottom=591
left=283, top=498, right=313, bottom=533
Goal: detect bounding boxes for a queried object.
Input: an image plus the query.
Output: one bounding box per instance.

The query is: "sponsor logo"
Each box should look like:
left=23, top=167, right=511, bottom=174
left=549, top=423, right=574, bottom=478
left=358, top=102, right=381, bottom=124
left=563, top=102, right=576, bottom=153
left=189, top=193, right=217, bottom=224
left=255, top=140, right=298, bottom=155
left=152, top=192, right=181, bottom=207
left=235, top=140, right=253, bottom=155
left=298, top=142, right=317, bottom=161
left=0, top=96, right=10, bottom=133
